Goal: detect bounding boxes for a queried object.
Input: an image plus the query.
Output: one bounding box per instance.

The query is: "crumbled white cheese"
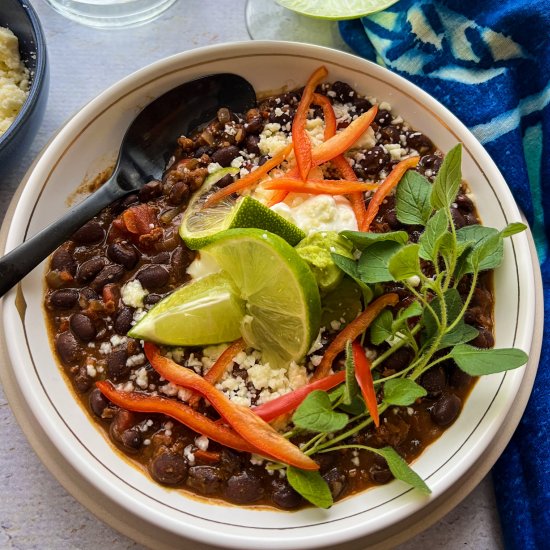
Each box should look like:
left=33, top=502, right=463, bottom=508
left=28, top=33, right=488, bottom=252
left=133, top=365, right=148, bottom=388
left=0, top=27, right=29, bottom=136
left=184, top=444, right=196, bottom=465
left=207, top=162, right=223, bottom=174
left=195, top=435, right=209, bottom=451
left=121, top=279, right=148, bottom=308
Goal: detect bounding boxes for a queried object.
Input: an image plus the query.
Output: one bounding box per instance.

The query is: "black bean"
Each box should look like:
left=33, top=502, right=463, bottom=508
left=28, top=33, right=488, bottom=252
left=186, top=465, right=224, bottom=495
left=80, top=288, right=99, bottom=301
left=49, top=288, right=79, bottom=309
left=245, top=134, right=261, bottom=155
left=89, top=388, right=110, bottom=417
left=215, top=174, right=234, bottom=188
left=136, top=265, right=169, bottom=290
left=322, top=467, right=347, bottom=500
left=360, top=146, right=391, bottom=176
left=352, top=97, right=373, bottom=114
left=76, top=257, right=108, bottom=284
left=107, top=242, right=139, bottom=270
left=71, top=220, right=105, bottom=245
left=245, top=115, right=263, bottom=135
left=420, top=367, right=446, bottom=398
left=369, top=464, right=393, bottom=484
left=114, top=307, right=134, bottom=335
left=168, top=181, right=190, bottom=206
left=268, top=105, right=294, bottom=125
left=455, top=193, right=474, bottom=213
left=376, top=109, right=393, bottom=127
left=73, top=365, right=92, bottom=393
left=120, top=428, right=143, bottom=452
left=431, top=393, right=461, bottom=426
left=150, top=252, right=171, bottom=264
left=225, top=471, right=264, bottom=504
left=107, top=349, right=130, bottom=381
left=171, top=247, right=194, bottom=276
left=138, top=179, right=163, bottom=202
left=378, top=125, right=401, bottom=144
left=50, top=246, right=76, bottom=274
left=450, top=207, right=467, bottom=229
left=90, top=264, right=125, bottom=292
left=150, top=451, right=188, bottom=485
left=70, top=313, right=96, bottom=342
left=405, top=132, right=434, bottom=154
left=144, top=293, right=162, bottom=306
left=110, top=409, right=136, bottom=442
left=382, top=347, right=413, bottom=373
left=211, top=145, right=240, bottom=167
left=331, top=81, right=356, bottom=103
left=271, top=479, right=302, bottom=509
left=418, top=154, right=442, bottom=176
left=118, top=194, right=140, bottom=211
left=449, top=365, right=472, bottom=389
left=55, top=331, right=80, bottom=364
left=471, top=327, right=494, bottom=349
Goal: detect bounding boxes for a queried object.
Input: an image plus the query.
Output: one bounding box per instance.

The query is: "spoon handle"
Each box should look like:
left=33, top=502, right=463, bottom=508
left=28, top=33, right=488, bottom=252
left=0, top=178, right=124, bottom=299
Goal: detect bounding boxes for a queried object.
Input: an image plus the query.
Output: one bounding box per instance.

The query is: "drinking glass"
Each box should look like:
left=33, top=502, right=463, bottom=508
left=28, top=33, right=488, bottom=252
left=44, top=0, right=177, bottom=28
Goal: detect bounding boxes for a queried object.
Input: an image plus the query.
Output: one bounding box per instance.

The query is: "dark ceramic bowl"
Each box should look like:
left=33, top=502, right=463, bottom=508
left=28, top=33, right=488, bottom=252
left=0, top=0, right=48, bottom=164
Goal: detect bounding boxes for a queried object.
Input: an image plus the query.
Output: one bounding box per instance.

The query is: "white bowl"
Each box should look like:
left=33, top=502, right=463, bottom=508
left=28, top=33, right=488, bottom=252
left=0, top=41, right=542, bottom=550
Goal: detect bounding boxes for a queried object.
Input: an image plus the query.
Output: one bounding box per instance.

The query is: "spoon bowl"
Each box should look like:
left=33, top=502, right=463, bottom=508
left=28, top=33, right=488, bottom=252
left=0, top=73, right=256, bottom=297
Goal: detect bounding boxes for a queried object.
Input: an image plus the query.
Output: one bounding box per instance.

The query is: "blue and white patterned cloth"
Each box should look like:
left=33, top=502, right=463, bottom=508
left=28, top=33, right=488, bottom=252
left=339, top=2, right=549, bottom=548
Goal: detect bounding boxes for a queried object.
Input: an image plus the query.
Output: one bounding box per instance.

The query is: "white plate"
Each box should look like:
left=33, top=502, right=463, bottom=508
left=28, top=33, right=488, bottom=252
left=0, top=41, right=542, bottom=549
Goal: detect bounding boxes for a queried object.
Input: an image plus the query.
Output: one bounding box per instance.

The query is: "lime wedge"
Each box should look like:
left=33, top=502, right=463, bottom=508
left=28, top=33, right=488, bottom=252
left=180, top=170, right=306, bottom=249
left=128, top=272, right=244, bottom=346
left=276, top=0, right=400, bottom=20
left=202, top=228, right=321, bottom=367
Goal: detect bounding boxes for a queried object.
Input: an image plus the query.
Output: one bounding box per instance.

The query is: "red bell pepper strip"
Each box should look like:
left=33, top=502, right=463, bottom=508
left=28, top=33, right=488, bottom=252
left=293, top=66, right=329, bottom=181
left=312, top=92, right=337, bottom=139
left=363, top=156, right=420, bottom=231
left=352, top=341, right=380, bottom=427
left=96, top=381, right=261, bottom=455
left=312, top=293, right=399, bottom=381
left=203, top=143, right=293, bottom=207
left=263, top=177, right=378, bottom=195
left=311, top=106, right=378, bottom=167
left=252, top=371, right=346, bottom=422
left=188, top=338, right=246, bottom=408
left=144, top=343, right=319, bottom=471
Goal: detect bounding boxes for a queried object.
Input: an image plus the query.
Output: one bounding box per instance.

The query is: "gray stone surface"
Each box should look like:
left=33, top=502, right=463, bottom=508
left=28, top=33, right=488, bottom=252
left=0, top=1, right=504, bottom=547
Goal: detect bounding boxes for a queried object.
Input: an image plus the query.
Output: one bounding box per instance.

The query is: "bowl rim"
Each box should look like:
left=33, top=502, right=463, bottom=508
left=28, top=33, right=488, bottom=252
left=0, top=40, right=543, bottom=549
left=0, top=0, right=48, bottom=151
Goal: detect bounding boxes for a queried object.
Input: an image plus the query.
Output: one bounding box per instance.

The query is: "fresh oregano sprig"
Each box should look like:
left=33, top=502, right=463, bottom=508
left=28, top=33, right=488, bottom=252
left=285, top=143, right=528, bottom=508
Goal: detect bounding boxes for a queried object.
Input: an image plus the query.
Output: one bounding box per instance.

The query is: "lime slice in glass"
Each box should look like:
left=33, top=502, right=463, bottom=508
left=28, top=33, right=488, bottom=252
left=202, top=228, right=321, bottom=367
left=180, top=169, right=306, bottom=249
left=128, top=272, right=244, bottom=346
left=276, top=0, right=400, bottom=20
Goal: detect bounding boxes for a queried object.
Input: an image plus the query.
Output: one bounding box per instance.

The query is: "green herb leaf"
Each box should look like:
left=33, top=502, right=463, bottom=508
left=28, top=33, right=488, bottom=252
left=292, top=390, right=349, bottom=433
left=500, top=222, right=527, bottom=238
left=340, top=230, right=408, bottom=250
left=423, top=288, right=463, bottom=339
left=388, top=244, right=421, bottom=281
left=419, top=209, right=449, bottom=262
left=370, top=309, right=394, bottom=345
left=286, top=467, right=333, bottom=509
left=395, top=301, right=423, bottom=323
left=438, top=323, right=479, bottom=349
left=357, top=241, right=403, bottom=283
left=329, top=386, right=365, bottom=415
left=396, top=170, right=433, bottom=226
left=331, top=254, right=374, bottom=304
left=449, top=345, right=528, bottom=375
left=456, top=225, right=503, bottom=274
left=383, top=378, right=427, bottom=406
left=431, top=143, right=462, bottom=210
left=343, top=341, right=360, bottom=405
left=369, top=446, right=431, bottom=495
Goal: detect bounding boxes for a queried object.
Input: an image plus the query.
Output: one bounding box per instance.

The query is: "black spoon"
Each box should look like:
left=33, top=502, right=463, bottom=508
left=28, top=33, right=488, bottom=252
left=0, top=73, right=257, bottom=298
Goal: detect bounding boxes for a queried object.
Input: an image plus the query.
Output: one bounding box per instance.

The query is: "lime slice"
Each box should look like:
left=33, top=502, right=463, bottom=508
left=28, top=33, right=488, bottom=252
left=276, top=0, right=400, bottom=20
left=203, top=228, right=321, bottom=367
left=180, top=170, right=306, bottom=249
left=128, top=272, right=244, bottom=346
